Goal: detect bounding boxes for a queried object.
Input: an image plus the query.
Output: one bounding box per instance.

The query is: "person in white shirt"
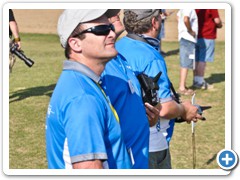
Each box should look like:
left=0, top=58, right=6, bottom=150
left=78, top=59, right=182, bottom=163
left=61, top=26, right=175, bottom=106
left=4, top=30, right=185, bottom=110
left=177, top=9, right=198, bottom=95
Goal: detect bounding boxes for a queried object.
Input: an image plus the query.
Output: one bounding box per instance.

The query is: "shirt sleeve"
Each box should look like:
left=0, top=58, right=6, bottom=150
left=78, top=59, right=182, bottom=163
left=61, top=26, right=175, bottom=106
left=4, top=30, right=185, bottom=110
left=9, top=9, right=15, bottom=22
left=182, top=9, right=192, bottom=17
left=144, top=58, right=172, bottom=101
left=62, top=94, right=108, bottom=163
left=211, top=9, right=220, bottom=19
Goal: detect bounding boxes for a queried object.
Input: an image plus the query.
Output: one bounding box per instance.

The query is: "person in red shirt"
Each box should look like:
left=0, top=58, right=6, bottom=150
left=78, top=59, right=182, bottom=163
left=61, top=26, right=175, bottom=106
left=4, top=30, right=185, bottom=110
left=193, top=9, right=222, bottom=89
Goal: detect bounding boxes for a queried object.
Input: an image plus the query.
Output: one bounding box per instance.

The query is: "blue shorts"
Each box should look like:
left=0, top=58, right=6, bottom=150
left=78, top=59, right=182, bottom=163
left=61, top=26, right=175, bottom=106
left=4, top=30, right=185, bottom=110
left=196, top=38, right=215, bottom=62
left=179, top=38, right=196, bottom=69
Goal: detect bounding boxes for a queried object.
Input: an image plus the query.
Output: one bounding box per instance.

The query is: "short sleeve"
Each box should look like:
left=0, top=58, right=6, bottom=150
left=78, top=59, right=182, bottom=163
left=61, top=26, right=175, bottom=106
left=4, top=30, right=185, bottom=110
left=9, top=9, right=15, bottom=22
left=182, top=9, right=192, bottom=17
left=211, top=9, right=220, bottom=19
left=144, top=58, right=172, bottom=100
left=62, top=94, right=108, bottom=163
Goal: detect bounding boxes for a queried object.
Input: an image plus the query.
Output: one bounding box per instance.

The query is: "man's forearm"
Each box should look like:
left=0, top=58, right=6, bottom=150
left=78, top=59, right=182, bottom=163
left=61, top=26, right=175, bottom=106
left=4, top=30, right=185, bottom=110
left=159, top=100, right=185, bottom=119
left=9, top=21, right=20, bottom=39
left=184, top=17, right=193, bottom=33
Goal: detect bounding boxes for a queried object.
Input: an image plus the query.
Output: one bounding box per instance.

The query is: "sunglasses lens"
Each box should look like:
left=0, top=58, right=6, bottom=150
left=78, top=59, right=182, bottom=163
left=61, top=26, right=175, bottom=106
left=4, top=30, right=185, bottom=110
left=93, top=24, right=115, bottom=35
left=76, top=24, right=115, bottom=37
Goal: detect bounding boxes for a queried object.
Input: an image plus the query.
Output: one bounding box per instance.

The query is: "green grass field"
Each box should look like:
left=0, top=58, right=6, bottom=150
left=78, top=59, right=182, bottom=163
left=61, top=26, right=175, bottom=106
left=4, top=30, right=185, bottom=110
left=9, top=33, right=225, bottom=169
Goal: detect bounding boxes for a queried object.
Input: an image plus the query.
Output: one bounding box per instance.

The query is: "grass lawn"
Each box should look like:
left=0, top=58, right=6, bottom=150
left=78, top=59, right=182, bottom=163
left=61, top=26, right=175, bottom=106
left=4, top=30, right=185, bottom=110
left=163, top=40, right=225, bottom=169
left=8, top=33, right=225, bottom=169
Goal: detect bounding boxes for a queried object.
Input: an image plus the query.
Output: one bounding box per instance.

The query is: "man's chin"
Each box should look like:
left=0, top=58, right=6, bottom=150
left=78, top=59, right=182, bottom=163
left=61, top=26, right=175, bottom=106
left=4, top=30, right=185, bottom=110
left=108, top=49, right=118, bottom=58
left=102, top=51, right=118, bottom=63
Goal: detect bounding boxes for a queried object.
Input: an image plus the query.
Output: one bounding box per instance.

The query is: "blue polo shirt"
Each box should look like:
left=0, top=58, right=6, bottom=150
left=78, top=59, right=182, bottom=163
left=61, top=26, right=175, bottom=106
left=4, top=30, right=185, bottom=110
left=116, top=36, right=175, bottom=145
left=101, top=54, right=150, bottom=168
left=46, top=60, right=131, bottom=169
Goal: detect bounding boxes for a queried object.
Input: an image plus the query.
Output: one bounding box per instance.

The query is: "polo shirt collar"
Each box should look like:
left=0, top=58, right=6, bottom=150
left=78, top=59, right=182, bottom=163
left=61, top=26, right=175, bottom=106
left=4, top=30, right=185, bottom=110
left=63, top=60, right=101, bottom=84
left=138, top=34, right=160, bottom=51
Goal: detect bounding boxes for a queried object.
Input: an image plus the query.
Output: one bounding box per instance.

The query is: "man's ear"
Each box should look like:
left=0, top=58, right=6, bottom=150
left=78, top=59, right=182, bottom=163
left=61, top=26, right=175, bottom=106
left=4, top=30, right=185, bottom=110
left=68, top=37, right=82, bottom=52
left=152, top=17, right=162, bottom=35
left=152, top=17, right=158, bottom=30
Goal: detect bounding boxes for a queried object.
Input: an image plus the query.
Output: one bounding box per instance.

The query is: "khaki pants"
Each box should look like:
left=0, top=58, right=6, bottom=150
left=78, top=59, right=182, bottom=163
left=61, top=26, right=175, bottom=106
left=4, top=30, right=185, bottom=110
left=9, top=39, right=16, bottom=73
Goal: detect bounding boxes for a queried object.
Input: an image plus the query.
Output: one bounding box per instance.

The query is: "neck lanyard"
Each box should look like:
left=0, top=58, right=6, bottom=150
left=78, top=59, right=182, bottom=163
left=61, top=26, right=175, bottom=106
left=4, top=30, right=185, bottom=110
left=63, top=60, right=120, bottom=123
left=96, top=83, right=120, bottom=123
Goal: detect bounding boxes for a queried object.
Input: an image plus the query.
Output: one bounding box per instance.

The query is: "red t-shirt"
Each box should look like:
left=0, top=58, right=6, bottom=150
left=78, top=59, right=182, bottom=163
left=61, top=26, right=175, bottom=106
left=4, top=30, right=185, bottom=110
left=195, top=9, right=220, bottom=39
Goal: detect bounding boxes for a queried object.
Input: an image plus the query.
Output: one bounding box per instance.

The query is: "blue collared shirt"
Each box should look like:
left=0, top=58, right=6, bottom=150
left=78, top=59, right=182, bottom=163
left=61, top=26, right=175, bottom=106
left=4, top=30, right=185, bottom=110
left=101, top=54, right=150, bottom=168
left=46, top=60, right=131, bottom=169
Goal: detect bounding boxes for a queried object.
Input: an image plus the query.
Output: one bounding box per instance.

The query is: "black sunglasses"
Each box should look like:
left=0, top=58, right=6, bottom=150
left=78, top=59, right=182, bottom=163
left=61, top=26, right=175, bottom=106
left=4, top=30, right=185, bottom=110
left=74, top=24, right=115, bottom=37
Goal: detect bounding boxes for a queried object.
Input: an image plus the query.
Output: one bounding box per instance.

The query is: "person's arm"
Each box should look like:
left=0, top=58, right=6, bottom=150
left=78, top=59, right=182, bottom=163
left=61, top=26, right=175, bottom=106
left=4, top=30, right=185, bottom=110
left=214, top=17, right=223, bottom=28
left=184, top=16, right=196, bottom=38
left=211, top=10, right=222, bottom=29
left=159, top=100, right=201, bottom=123
left=73, top=160, right=103, bottom=169
left=9, top=21, right=21, bottom=49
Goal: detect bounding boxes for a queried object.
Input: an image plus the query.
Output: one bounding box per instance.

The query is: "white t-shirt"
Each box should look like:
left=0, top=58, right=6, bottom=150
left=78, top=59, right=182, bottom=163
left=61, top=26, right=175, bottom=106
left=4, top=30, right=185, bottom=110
left=149, top=119, right=169, bottom=152
left=177, top=9, right=198, bottom=43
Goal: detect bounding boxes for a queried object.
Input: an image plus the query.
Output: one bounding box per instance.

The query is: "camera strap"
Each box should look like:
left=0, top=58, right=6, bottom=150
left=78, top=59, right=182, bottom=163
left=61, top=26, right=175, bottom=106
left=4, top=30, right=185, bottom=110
left=63, top=60, right=120, bottom=123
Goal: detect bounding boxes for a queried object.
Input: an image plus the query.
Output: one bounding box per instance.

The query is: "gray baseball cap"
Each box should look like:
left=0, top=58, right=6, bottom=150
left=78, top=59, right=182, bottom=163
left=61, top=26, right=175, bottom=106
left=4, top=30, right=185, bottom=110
left=124, top=9, right=160, bottom=21
left=58, top=9, right=120, bottom=48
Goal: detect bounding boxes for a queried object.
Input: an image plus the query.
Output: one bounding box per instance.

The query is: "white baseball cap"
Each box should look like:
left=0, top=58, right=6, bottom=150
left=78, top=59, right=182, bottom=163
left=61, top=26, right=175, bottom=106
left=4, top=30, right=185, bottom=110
left=57, top=9, right=120, bottom=48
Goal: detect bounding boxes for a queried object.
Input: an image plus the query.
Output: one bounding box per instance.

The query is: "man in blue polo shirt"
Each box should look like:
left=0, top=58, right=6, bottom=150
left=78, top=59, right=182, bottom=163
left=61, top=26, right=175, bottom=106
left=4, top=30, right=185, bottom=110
left=100, top=14, right=159, bottom=168
left=101, top=54, right=155, bottom=169
left=116, top=9, right=202, bottom=169
left=45, top=9, right=131, bottom=169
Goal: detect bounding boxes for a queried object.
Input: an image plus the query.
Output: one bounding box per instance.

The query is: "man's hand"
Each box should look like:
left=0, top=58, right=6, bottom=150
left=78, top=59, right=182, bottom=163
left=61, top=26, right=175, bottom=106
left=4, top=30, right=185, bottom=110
left=188, top=30, right=196, bottom=38
left=145, top=103, right=160, bottom=127
left=15, top=41, right=21, bottom=50
left=181, top=101, right=203, bottom=123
